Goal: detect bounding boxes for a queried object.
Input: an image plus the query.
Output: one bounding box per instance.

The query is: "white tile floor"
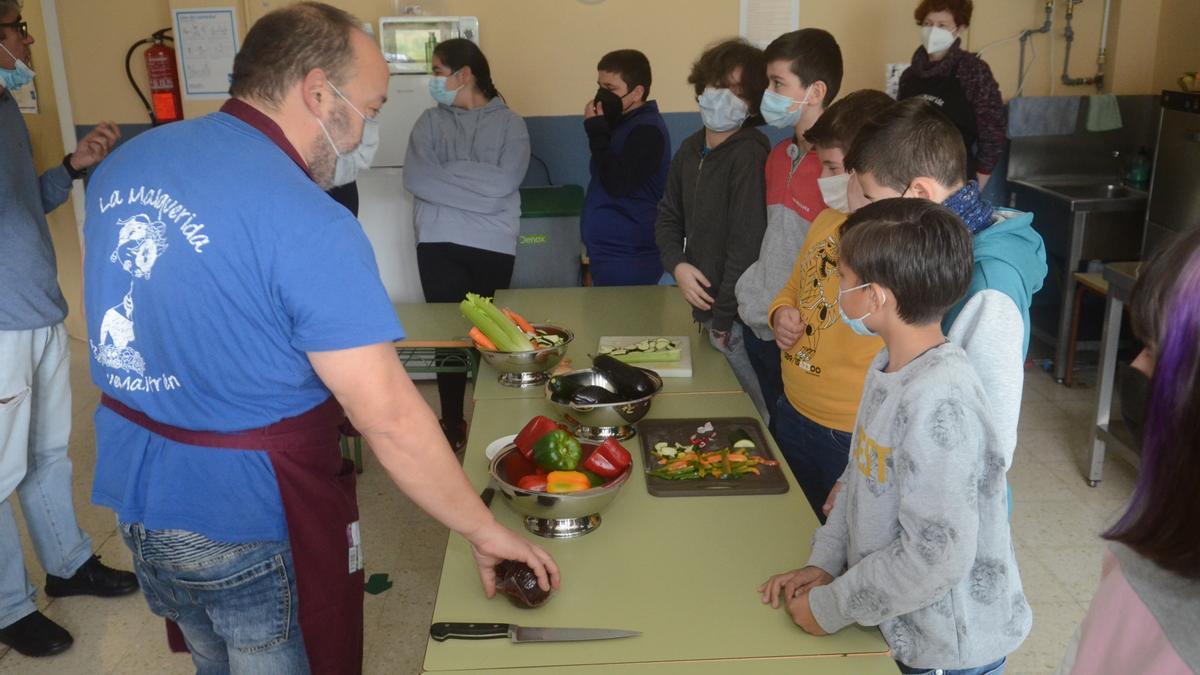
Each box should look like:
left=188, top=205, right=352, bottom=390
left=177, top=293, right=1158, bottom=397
left=0, top=339, right=1138, bottom=674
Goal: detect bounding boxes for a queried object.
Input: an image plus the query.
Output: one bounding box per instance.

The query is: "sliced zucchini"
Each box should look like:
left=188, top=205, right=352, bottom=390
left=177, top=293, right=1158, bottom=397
left=729, top=429, right=756, bottom=448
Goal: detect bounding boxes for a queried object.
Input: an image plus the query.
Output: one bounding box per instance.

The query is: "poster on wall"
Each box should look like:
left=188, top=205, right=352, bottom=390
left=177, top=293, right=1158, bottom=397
left=172, top=7, right=239, bottom=99
left=14, top=79, right=38, bottom=114
left=740, top=0, right=800, bottom=49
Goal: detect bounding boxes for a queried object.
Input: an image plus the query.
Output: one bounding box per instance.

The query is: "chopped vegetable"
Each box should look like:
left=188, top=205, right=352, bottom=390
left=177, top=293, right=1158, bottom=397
left=460, top=293, right=534, bottom=352
left=729, top=428, right=757, bottom=449
left=514, top=416, right=562, bottom=459
left=533, top=429, right=582, bottom=472
left=646, top=423, right=777, bottom=481
left=598, top=337, right=681, bottom=363
left=545, top=471, right=592, bottom=493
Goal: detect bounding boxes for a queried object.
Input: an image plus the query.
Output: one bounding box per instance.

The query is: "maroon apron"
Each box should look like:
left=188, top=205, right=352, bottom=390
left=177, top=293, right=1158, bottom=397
left=101, top=394, right=363, bottom=675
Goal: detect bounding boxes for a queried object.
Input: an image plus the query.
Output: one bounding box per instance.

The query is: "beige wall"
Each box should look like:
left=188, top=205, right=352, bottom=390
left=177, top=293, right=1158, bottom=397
left=1153, top=0, right=1200, bottom=92
left=22, top=0, right=85, bottom=338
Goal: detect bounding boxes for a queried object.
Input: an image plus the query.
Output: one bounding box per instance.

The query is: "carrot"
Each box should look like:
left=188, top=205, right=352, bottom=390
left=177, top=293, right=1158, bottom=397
left=469, top=326, right=497, bottom=351
left=502, top=308, right=536, bottom=334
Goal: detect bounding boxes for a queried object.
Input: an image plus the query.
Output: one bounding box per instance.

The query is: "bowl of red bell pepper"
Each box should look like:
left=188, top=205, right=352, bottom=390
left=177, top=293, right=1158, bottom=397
left=487, top=416, right=635, bottom=538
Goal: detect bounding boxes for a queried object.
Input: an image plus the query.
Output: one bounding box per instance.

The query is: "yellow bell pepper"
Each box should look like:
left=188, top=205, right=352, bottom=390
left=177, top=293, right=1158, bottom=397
left=545, top=471, right=592, bottom=494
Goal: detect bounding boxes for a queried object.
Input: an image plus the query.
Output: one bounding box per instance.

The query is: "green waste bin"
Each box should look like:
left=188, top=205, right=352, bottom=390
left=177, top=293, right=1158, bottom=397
left=513, top=185, right=584, bottom=288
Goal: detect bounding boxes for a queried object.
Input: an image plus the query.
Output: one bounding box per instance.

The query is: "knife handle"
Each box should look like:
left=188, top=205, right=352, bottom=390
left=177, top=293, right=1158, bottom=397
left=430, top=622, right=511, bottom=641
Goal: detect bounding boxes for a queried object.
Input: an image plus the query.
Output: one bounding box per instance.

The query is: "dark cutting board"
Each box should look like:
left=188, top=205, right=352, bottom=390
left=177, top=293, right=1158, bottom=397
left=636, top=417, right=789, bottom=497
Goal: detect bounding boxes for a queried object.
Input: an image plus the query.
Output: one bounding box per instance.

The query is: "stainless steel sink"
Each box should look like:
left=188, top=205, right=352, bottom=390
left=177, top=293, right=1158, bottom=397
left=1009, top=177, right=1147, bottom=213
left=1041, top=183, right=1131, bottom=200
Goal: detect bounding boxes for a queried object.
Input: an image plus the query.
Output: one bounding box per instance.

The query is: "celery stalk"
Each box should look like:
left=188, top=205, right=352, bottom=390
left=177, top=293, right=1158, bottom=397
left=460, top=295, right=533, bottom=352
left=465, top=293, right=533, bottom=350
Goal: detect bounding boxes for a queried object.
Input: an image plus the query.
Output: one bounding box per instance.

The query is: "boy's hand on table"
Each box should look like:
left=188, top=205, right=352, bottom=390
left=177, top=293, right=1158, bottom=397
left=673, top=263, right=714, bottom=310
left=772, top=306, right=806, bottom=350
left=822, top=482, right=843, bottom=518
left=788, top=588, right=828, bottom=636
left=759, top=566, right=833, bottom=608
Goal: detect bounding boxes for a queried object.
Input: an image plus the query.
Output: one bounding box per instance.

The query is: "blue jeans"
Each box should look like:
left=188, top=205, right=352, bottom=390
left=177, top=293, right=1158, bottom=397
left=0, top=325, right=94, bottom=629
left=742, top=331, right=782, bottom=435
left=703, top=319, right=770, bottom=424
left=589, top=256, right=663, bottom=286
left=897, top=656, right=1006, bottom=674
left=772, top=395, right=852, bottom=521
left=120, top=524, right=309, bottom=675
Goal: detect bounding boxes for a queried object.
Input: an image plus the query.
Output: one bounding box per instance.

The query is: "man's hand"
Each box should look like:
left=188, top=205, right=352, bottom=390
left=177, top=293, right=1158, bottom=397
left=70, top=122, right=121, bottom=172
left=674, top=263, right=714, bottom=310
left=759, top=565, right=833, bottom=609
left=787, top=588, right=828, bottom=636
left=772, top=306, right=806, bottom=351
left=822, top=482, right=843, bottom=518
left=583, top=100, right=602, bottom=120
left=466, top=521, right=561, bottom=597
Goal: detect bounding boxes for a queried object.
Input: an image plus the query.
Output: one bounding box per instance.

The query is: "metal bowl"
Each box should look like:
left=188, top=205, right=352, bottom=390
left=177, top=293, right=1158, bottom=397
left=489, top=443, right=631, bottom=539
left=544, top=368, right=663, bottom=441
left=476, top=324, right=574, bottom=387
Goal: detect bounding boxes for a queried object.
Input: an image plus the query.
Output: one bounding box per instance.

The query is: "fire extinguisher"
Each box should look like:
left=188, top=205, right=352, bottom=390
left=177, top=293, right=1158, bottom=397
left=126, top=28, right=183, bottom=126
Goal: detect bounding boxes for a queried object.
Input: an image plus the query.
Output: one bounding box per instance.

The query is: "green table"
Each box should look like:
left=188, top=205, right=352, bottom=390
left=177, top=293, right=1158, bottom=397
left=443, top=655, right=900, bottom=674
left=422, top=393, right=889, bottom=672
left=472, top=286, right=742, bottom=400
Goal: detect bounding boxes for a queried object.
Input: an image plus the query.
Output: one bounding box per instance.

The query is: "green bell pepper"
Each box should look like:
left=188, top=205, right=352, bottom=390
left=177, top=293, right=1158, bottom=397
left=532, top=429, right=582, bottom=472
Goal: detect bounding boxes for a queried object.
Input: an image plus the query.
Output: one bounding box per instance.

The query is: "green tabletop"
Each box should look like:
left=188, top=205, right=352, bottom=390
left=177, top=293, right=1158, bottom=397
left=472, top=286, right=742, bottom=400
left=393, top=302, right=473, bottom=347
left=441, top=655, right=900, bottom=674
left=423, top=393, right=888, bottom=672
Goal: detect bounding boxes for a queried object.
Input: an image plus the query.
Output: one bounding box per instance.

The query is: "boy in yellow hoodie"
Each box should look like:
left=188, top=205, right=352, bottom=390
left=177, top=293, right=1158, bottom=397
left=767, top=90, right=894, bottom=519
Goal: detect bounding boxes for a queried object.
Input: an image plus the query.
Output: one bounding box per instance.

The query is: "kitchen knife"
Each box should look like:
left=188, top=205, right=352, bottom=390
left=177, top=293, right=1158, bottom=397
left=430, top=622, right=640, bottom=643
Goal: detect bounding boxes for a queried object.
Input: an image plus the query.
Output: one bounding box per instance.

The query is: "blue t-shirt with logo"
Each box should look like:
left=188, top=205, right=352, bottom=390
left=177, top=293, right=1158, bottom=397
left=84, top=112, right=404, bottom=542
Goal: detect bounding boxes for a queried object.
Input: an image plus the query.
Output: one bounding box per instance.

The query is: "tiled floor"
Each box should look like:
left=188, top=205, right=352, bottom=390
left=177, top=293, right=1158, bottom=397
left=0, top=339, right=1138, bottom=674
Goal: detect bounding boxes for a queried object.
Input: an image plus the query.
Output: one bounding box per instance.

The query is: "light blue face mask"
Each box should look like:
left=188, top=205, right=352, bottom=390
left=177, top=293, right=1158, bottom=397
left=429, top=72, right=462, bottom=106
left=838, top=282, right=883, bottom=337
left=760, top=86, right=812, bottom=129
left=697, top=87, right=748, bottom=133
left=0, top=43, right=34, bottom=92
left=315, top=81, right=380, bottom=188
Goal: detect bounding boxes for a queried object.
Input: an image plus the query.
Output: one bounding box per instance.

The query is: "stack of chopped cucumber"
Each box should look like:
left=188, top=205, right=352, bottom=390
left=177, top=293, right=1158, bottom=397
left=598, top=337, right=680, bottom=363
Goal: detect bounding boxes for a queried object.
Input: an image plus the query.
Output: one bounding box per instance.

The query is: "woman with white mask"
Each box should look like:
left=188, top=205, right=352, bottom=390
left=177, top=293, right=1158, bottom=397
left=898, top=0, right=1005, bottom=192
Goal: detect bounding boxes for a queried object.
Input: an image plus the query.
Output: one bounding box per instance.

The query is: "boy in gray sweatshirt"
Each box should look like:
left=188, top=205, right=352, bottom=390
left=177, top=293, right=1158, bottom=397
left=760, top=199, right=1030, bottom=674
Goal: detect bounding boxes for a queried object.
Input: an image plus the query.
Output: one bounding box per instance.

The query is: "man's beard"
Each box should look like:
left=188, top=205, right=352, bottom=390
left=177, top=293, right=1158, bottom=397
left=309, top=105, right=353, bottom=190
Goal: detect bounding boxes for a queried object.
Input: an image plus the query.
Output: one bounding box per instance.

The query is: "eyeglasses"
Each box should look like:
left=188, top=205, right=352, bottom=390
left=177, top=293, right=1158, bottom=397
left=0, top=20, right=28, bottom=40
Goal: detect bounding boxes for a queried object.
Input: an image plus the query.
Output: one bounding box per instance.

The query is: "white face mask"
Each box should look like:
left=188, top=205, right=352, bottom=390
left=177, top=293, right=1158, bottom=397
left=314, top=81, right=380, bottom=188
left=921, top=26, right=957, bottom=55
left=817, top=173, right=851, bottom=213
left=697, top=87, right=749, bottom=133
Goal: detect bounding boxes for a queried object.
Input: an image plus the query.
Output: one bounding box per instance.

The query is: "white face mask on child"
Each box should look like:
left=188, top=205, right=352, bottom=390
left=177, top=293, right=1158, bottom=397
left=697, top=87, right=749, bottom=133
left=817, top=173, right=851, bottom=213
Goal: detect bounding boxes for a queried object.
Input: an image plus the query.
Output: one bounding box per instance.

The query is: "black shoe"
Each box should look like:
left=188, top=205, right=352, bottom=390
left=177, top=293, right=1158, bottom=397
left=0, top=611, right=73, bottom=657
left=44, top=555, right=139, bottom=598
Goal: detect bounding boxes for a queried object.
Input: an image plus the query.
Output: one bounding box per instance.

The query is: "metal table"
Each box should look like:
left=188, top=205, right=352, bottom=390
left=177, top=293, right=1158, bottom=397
left=473, top=286, right=742, bottom=400
left=392, top=302, right=478, bottom=376
left=1088, top=262, right=1142, bottom=486
left=422, top=393, right=889, bottom=672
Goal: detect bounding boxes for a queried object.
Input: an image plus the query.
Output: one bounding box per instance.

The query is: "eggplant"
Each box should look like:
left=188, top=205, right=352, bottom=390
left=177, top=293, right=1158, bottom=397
left=547, top=374, right=583, bottom=402
left=593, top=354, right=656, bottom=398
left=494, top=560, right=551, bottom=608
left=571, top=385, right=622, bottom=406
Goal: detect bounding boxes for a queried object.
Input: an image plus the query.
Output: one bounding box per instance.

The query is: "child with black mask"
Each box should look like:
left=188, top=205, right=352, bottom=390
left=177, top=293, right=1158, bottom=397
left=581, top=50, right=671, bottom=286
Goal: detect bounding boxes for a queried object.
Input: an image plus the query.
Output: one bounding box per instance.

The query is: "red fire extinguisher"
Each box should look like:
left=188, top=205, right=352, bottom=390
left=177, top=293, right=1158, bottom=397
left=127, top=28, right=182, bottom=126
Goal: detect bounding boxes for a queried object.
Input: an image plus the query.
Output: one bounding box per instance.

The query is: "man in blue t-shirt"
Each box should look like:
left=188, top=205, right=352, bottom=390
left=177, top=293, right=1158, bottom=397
left=83, top=4, right=559, bottom=672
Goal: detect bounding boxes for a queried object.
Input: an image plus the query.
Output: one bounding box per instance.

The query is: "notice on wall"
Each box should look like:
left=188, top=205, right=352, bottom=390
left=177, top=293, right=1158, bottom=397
left=740, top=0, right=799, bottom=49
left=14, top=80, right=38, bottom=114
left=885, top=63, right=910, bottom=100
left=172, top=7, right=239, bottom=99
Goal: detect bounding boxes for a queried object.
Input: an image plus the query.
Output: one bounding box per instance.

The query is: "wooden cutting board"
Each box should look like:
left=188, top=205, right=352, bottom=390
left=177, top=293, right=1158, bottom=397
left=636, top=417, right=789, bottom=497
left=596, top=336, right=692, bottom=378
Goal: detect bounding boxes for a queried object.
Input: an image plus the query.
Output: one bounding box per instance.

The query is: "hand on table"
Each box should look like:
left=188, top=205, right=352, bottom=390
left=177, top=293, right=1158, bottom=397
left=787, top=587, right=828, bottom=636
left=759, top=565, right=833, bottom=609
left=822, top=482, right=843, bottom=518
left=70, top=121, right=121, bottom=172
left=467, top=521, right=560, bottom=597
left=772, top=306, right=806, bottom=351
left=674, top=263, right=714, bottom=311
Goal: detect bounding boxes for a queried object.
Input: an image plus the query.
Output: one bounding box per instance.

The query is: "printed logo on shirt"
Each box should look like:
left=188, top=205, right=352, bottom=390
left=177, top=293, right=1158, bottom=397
left=917, top=93, right=946, bottom=108
left=90, top=186, right=213, bottom=393
left=852, top=424, right=894, bottom=496
left=782, top=234, right=841, bottom=374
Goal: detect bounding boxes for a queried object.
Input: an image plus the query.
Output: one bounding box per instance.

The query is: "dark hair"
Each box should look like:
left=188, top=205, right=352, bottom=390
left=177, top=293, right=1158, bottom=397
left=844, top=98, right=968, bottom=192
left=763, top=28, right=843, bottom=107
left=839, top=198, right=973, bottom=325
left=0, top=0, right=21, bottom=20
left=230, top=2, right=360, bottom=106
left=914, top=0, right=973, bottom=26
left=597, top=49, right=651, bottom=101
left=688, top=38, right=768, bottom=117
left=1104, top=227, right=1200, bottom=578
left=434, top=38, right=499, bottom=100
left=804, top=89, right=895, bottom=151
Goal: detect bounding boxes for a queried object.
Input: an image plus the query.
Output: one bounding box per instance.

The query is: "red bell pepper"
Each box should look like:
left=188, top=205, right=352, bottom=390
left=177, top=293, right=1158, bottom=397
left=516, top=474, right=548, bottom=492
left=513, top=416, right=561, bottom=459
left=580, top=438, right=633, bottom=479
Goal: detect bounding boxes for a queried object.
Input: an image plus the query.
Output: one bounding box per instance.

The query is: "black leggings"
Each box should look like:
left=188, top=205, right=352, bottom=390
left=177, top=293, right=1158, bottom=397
left=417, top=242, right=515, bottom=425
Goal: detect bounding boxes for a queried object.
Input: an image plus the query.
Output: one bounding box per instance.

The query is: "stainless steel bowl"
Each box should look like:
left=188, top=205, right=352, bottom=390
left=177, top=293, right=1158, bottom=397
left=489, top=444, right=631, bottom=539
left=544, top=368, right=663, bottom=441
left=476, top=324, right=574, bottom=387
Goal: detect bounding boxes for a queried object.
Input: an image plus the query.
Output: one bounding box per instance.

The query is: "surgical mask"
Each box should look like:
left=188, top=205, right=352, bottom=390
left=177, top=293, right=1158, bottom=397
left=818, top=172, right=851, bottom=212
left=838, top=282, right=883, bottom=337
left=429, top=72, right=461, bottom=106
left=0, top=43, right=34, bottom=92
left=594, top=87, right=627, bottom=127
left=760, top=86, right=811, bottom=129
left=921, top=26, right=957, bottom=55
left=315, top=82, right=379, bottom=187
left=697, top=87, right=748, bottom=133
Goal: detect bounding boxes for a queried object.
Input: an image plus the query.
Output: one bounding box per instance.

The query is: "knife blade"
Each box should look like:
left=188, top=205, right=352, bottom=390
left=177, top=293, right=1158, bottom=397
left=430, top=622, right=640, bottom=643
left=479, top=485, right=495, bottom=507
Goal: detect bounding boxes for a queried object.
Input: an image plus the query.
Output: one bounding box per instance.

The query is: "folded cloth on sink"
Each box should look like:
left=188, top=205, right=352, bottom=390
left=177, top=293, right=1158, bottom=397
left=1086, top=94, right=1123, bottom=132
left=1007, top=96, right=1081, bottom=137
